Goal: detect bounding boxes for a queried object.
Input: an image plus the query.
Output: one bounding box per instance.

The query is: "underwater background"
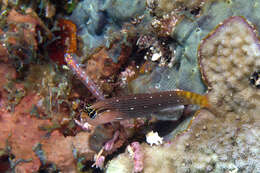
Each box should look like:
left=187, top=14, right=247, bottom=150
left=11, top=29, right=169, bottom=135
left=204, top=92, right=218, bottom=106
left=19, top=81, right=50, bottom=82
left=0, top=0, right=259, bottom=172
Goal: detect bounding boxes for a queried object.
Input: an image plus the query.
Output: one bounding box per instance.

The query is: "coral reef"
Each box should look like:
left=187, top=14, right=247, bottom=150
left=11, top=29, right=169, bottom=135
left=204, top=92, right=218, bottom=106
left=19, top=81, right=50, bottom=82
left=131, top=0, right=260, bottom=95
left=1, top=0, right=260, bottom=172
left=85, top=44, right=132, bottom=95
left=129, top=142, right=144, bottom=173
left=106, top=14, right=260, bottom=173
left=0, top=63, right=96, bottom=173
left=108, top=108, right=260, bottom=172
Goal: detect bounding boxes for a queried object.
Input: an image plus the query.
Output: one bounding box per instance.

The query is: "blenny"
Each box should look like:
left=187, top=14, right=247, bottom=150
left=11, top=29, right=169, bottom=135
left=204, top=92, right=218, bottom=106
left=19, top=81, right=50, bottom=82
left=85, top=90, right=209, bottom=126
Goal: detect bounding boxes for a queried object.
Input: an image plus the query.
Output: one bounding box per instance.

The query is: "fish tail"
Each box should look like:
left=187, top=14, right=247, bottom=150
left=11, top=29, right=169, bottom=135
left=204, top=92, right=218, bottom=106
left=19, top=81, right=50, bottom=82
left=175, top=90, right=209, bottom=108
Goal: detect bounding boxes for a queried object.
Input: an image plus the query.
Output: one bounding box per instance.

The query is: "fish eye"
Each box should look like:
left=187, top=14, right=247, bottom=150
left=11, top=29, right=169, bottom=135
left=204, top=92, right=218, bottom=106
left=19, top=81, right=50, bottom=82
left=83, top=105, right=98, bottom=119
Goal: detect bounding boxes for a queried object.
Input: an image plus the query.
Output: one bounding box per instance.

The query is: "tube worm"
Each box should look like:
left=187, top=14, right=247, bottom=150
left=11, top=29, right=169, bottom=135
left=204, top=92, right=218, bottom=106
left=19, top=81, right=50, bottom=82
left=65, top=53, right=105, bottom=100
left=86, top=90, right=209, bottom=126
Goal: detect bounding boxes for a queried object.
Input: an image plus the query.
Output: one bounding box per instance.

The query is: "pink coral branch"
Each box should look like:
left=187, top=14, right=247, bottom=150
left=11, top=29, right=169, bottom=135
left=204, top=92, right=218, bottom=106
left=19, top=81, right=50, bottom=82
left=131, top=142, right=144, bottom=173
left=92, top=147, right=105, bottom=168
left=104, top=130, right=120, bottom=151
left=64, top=53, right=105, bottom=100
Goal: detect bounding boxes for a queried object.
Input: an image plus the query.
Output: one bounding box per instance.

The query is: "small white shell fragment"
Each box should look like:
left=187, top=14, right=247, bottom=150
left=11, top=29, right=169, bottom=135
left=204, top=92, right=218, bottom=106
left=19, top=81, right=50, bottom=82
left=74, top=119, right=92, bottom=131
left=151, top=52, right=162, bottom=61
left=127, top=145, right=134, bottom=157
left=146, top=131, right=163, bottom=146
